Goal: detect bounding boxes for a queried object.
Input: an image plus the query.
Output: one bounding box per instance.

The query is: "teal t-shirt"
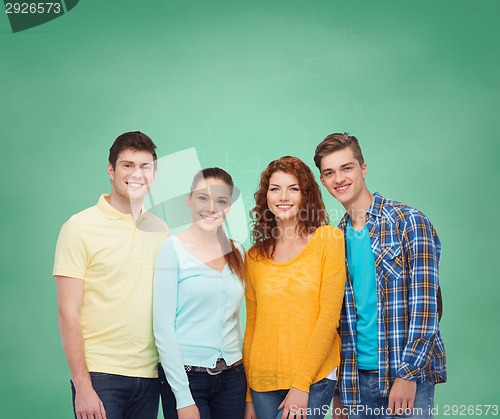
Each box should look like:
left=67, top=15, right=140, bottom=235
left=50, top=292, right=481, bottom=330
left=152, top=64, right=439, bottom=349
left=345, top=219, right=378, bottom=370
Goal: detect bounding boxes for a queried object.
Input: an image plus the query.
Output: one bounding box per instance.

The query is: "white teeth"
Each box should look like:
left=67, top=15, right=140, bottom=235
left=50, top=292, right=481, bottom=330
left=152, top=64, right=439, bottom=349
left=277, top=205, right=292, bottom=209
left=335, top=185, right=349, bottom=192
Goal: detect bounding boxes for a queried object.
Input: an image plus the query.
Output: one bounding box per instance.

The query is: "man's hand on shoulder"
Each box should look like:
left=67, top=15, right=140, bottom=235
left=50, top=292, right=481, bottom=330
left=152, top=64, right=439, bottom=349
left=388, top=377, right=417, bottom=416
left=74, top=384, right=106, bottom=419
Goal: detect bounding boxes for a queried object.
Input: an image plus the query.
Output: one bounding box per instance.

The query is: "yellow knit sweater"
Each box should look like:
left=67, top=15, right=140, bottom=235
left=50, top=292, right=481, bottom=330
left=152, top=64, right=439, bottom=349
left=243, top=225, right=346, bottom=401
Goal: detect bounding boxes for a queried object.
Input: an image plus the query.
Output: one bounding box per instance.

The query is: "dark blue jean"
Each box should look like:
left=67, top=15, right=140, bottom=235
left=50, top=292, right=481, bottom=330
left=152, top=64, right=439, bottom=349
left=347, top=371, right=435, bottom=419
left=70, top=372, right=159, bottom=419
left=159, top=363, right=246, bottom=419
left=251, top=377, right=336, bottom=419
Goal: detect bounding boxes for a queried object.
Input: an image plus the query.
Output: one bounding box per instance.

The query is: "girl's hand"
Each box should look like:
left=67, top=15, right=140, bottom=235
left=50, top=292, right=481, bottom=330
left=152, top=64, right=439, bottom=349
left=244, top=401, right=257, bottom=419
left=278, top=387, right=309, bottom=418
left=332, top=395, right=348, bottom=419
left=178, top=404, right=200, bottom=419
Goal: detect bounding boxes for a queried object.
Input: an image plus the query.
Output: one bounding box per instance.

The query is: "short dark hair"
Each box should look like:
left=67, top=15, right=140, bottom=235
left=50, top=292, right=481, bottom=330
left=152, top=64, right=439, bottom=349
left=108, top=131, right=158, bottom=169
left=313, top=132, right=364, bottom=170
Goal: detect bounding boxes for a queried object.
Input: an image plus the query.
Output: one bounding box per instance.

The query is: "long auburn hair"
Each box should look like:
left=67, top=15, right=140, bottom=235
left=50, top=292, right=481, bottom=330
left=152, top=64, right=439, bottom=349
left=190, top=168, right=245, bottom=281
left=249, top=156, right=329, bottom=260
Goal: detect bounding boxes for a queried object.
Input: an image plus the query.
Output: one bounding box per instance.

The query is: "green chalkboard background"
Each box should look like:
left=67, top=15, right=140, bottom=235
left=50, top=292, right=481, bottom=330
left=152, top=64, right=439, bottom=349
left=1, top=1, right=499, bottom=418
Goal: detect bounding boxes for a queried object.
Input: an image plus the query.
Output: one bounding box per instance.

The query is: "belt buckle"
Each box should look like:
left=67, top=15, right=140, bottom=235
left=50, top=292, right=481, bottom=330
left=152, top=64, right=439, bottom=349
left=206, top=358, right=226, bottom=375
left=206, top=367, right=222, bottom=375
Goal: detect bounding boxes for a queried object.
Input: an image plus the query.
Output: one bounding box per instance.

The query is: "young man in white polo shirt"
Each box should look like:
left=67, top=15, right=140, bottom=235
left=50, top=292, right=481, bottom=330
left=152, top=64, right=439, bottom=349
left=53, top=131, right=169, bottom=419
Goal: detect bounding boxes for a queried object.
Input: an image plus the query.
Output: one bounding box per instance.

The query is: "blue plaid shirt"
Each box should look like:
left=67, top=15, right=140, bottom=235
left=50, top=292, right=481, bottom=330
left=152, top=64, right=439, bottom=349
left=337, top=193, right=447, bottom=406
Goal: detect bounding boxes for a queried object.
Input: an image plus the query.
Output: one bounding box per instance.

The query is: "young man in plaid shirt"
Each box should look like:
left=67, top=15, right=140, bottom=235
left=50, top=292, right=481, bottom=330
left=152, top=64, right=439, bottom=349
left=314, top=133, right=446, bottom=419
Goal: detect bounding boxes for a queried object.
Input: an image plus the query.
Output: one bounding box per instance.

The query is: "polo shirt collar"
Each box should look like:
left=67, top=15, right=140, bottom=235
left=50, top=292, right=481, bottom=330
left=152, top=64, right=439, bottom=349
left=97, top=194, right=130, bottom=220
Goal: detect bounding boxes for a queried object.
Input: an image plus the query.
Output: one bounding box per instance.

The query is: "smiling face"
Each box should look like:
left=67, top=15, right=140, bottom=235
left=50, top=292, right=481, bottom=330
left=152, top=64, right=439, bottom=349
left=188, top=177, right=232, bottom=232
left=266, top=171, right=302, bottom=223
left=108, top=148, right=156, bottom=205
left=320, top=147, right=368, bottom=208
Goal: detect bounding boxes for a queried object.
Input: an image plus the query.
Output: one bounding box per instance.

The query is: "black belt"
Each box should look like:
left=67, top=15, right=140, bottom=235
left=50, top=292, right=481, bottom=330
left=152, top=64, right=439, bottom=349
left=184, top=358, right=243, bottom=376
left=359, top=369, right=379, bottom=374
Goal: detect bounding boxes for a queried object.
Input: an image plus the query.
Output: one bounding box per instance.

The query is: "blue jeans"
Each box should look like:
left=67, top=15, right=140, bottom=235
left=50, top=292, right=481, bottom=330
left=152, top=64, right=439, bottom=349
left=251, top=378, right=336, bottom=419
left=70, top=372, right=159, bottom=419
left=348, top=371, right=435, bottom=419
left=159, top=363, right=247, bottom=419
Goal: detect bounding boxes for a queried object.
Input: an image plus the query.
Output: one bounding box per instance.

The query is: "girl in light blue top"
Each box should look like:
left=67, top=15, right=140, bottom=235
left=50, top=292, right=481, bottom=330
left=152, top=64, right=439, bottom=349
left=153, top=168, right=246, bottom=419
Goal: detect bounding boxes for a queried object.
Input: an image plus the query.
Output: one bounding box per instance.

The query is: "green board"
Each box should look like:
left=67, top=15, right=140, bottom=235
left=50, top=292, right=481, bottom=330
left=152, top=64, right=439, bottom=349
left=1, top=1, right=499, bottom=417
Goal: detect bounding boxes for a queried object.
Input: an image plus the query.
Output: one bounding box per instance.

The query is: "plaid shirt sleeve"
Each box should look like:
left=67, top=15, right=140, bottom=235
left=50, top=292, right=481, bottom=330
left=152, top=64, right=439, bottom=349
left=396, top=211, right=441, bottom=380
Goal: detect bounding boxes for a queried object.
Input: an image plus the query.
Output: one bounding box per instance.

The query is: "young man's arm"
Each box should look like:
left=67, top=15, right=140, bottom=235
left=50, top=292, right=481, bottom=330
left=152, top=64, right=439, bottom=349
left=388, top=212, right=441, bottom=414
left=387, top=378, right=417, bottom=415
left=56, top=276, right=106, bottom=419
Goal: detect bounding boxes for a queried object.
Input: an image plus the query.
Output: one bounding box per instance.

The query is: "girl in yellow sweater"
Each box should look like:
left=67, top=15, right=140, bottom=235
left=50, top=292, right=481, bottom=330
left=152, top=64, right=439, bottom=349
left=243, top=156, right=346, bottom=419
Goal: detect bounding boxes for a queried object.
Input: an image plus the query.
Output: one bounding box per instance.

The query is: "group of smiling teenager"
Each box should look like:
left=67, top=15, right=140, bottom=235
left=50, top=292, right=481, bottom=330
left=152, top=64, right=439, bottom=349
left=54, top=131, right=446, bottom=419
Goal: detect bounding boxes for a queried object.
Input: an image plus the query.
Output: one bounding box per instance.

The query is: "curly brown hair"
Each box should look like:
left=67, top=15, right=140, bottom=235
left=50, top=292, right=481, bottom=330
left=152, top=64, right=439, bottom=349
left=249, top=156, right=329, bottom=260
